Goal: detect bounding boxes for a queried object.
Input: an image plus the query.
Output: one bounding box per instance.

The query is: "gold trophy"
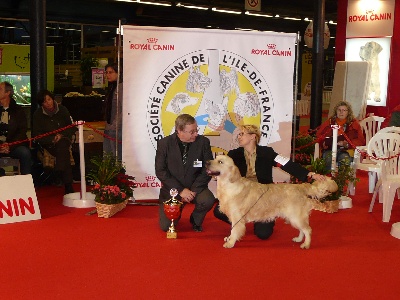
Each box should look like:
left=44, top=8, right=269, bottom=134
left=163, top=188, right=183, bottom=239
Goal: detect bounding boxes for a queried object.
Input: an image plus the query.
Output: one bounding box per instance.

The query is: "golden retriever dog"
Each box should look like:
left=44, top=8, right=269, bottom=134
left=206, top=155, right=338, bottom=249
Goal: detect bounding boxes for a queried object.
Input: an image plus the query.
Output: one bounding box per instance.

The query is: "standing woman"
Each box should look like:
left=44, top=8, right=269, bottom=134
left=316, top=100, right=365, bottom=171
left=103, top=63, right=122, bottom=160
left=33, top=90, right=77, bottom=194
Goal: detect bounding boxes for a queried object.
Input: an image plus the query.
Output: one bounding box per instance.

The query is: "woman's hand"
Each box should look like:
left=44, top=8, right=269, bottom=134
left=0, top=143, right=10, bottom=154
left=307, top=172, right=326, bottom=181
left=53, top=134, right=62, bottom=143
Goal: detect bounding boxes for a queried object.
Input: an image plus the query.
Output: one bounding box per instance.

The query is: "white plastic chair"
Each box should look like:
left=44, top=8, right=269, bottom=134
left=369, top=155, right=400, bottom=222
left=348, top=116, right=385, bottom=195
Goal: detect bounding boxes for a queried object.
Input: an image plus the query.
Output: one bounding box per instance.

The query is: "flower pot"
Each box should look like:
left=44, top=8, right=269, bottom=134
left=95, top=199, right=128, bottom=218
left=311, top=198, right=340, bottom=213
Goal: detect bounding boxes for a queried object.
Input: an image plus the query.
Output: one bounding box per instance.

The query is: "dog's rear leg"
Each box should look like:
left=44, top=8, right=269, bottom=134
left=224, top=221, right=246, bottom=248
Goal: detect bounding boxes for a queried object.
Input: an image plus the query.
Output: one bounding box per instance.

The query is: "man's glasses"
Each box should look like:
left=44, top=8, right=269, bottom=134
left=183, top=127, right=200, bottom=135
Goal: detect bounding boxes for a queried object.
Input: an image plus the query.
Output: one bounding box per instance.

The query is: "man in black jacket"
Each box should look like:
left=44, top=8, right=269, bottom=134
left=0, top=81, right=32, bottom=175
left=155, top=114, right=215, bottom=232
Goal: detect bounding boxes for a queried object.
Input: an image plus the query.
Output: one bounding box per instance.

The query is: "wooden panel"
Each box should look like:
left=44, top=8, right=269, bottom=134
left=55, top=64, right=82, bottom=87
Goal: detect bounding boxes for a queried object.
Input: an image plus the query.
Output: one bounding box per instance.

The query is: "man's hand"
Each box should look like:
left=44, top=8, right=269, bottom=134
left=180, top=188, right=196, bottom=203
left=0, top=143, right=10, bottom=154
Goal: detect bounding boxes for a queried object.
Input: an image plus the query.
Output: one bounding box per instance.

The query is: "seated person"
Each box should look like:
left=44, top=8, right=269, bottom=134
left=32, top=90, right=77, bottom=194
left=316, top=100, right=365, bottom=171
left=214, top=124, right=326, bottom=240
left=0, top=81, right=32, bottom=175
left=382, top=104, right=400, bottom=128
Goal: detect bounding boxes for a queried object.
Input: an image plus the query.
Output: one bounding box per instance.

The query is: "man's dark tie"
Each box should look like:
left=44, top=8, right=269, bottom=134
left=182, top=143, right=188, bottom=165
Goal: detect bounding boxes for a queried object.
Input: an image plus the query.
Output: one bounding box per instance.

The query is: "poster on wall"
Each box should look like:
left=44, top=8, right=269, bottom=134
left=345, top=37, right=391, bottom=107
left=122, top=26, right=296, bottom=200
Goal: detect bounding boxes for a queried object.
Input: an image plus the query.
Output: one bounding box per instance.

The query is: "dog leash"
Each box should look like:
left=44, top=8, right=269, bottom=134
left=231, top=188, right=269, bottom=229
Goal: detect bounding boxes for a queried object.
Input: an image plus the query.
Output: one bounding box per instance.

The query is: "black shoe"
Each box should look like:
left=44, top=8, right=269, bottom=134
left=190, top=214, right=203, bottom=232
left=0, top=168, right=5, bottom=177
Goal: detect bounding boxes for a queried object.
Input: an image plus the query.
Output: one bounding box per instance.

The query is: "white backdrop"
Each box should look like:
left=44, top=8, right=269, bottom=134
left=122, top=26, right=297, bottom=200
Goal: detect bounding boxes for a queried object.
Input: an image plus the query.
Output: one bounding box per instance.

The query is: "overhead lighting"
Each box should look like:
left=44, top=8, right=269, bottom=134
left=245, top=11, right=273, bottom=18
left=235, top=28, right=256, bottom=31
left=137, top=0, right=171, bottom=6
left=329, top=20, right=337, bottom=25
left=304, top=17, right=311, bottom=21
left=275, top=14, right=280, bottom=18
left=212, top=7, right=242, bottom=15
left=283, top=17, right=302, bottom=21
left=176, top=2, right=208, bottom=10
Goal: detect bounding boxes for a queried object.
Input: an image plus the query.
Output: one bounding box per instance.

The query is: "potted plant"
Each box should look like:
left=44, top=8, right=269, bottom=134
left=310, top=156, right=359, bottom=213
left=87, top=152, right=136, bottom=218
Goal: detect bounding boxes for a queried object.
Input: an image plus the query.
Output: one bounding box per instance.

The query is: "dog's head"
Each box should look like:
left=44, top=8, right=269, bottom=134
left=359, top=41, right=383, bottom=61
left=206, top=155, right=242, bottom=183
left=307, top=178, right=338, bottom=199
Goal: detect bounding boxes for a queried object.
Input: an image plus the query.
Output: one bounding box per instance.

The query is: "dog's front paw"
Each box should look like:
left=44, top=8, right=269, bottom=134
left=223, top=236, right=235, bottom=248
left=223, top=241, right=235, bottom=248
left=300, top=242, right=310, bottom=249
left=292, top=236, right=302, bottom=243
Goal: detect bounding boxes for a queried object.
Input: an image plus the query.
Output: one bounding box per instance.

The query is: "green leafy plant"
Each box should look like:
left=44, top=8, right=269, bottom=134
left=80, top=56, right=98, bottom=86
left=309, top=155, right=330, bottom=175
left=87, top=152, right=135, bottom=204
left=322, top=157, right=359, bottom=201
left=294, top=131, right=315, bottom=165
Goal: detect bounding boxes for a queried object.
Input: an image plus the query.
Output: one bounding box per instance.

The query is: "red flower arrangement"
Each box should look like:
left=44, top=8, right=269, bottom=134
left=87, top=153, right=136, bottom=204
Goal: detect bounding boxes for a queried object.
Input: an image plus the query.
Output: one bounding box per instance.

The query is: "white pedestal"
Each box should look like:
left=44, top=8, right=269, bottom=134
left=339, top=195, right=353, bottom=209
left=63, top=192, right=96, bottom=208
left=390, top=222, right=400, bottom=239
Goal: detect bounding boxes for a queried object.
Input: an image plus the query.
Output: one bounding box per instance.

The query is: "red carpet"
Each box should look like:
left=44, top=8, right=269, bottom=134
left=1, top=172, right=400, bottom=299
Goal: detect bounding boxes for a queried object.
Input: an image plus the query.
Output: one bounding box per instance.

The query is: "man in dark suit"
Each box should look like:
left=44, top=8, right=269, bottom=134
left=155, top=114, right=215, bottom=232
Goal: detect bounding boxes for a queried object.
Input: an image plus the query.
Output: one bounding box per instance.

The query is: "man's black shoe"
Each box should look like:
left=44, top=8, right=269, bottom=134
left=190, top=214, right=203, bottom=232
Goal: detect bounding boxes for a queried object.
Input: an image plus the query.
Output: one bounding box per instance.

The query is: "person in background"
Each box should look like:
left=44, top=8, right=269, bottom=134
left=103, top=63, right=122, bottom=160
left=316, top=100, right=365, bottom=171
left=155, top=114, right=215, bottom=232
left=213, top=124, right=326, bottom=240
left=382, top=104, right=400, bottom=128
left=32, top=90, right=77, bottom=194
left=0, top=81, right=32, bottom=175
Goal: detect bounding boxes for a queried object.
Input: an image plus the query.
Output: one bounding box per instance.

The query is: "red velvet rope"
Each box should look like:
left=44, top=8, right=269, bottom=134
left=1, top=123, right=397, bottom=161
left=0, top=121, right=122, bottom=152
left=294, top=125, right=400, bottom=161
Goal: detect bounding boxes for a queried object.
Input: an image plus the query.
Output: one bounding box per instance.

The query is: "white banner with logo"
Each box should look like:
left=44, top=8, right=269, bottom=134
left=122, top=26, right=296, bottom=200
left=346, top=0, right=395, bottom=38
left=0, top=175, right=41, bottom=224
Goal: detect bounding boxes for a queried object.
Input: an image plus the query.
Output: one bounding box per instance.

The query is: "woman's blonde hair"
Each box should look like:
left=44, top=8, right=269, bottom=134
left=330, top=100, right=355, bottom=123
left=240, top=124, right=261, bottom=144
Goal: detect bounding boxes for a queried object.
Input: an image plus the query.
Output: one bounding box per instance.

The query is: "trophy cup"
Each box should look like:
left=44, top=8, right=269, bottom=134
left=163, top=188, right=183, bottom=239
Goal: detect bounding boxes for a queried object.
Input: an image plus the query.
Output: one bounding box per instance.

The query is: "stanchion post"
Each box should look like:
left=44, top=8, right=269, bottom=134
left=78, top=121, right=86, bottom=199
left=331, top=125, right=338, bottom=173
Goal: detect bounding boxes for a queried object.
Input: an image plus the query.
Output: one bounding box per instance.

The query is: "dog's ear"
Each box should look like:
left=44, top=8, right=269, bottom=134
left=307, top=179, right=338, bottom=199
left=373, top=42, right=383, bottom=54
left=229, top=165, right=242, bottom=183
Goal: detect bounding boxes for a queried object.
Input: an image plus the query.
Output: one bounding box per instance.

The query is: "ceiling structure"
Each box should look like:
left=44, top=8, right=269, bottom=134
left=0, top=0, right=338, bottom=63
